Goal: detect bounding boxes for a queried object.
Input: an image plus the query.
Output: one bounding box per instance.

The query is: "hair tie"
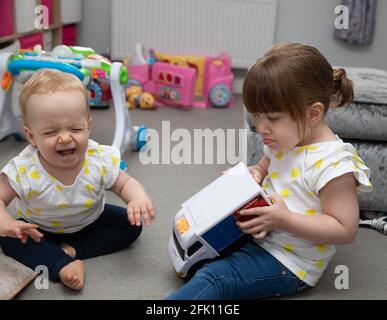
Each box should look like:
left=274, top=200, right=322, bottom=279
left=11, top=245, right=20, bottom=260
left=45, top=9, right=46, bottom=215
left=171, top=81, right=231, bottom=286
left=333, top=68, right=345, bottom=94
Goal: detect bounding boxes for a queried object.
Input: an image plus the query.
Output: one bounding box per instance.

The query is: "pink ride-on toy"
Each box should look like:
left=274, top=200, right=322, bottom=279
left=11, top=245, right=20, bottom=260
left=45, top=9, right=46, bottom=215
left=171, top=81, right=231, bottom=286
left=126, top=44, right=234, bottom=108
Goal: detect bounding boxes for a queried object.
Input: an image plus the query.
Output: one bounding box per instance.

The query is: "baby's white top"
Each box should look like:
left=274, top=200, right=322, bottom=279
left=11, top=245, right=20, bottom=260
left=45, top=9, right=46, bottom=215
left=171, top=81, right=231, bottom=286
left=1, top=139, right=121, bottom=233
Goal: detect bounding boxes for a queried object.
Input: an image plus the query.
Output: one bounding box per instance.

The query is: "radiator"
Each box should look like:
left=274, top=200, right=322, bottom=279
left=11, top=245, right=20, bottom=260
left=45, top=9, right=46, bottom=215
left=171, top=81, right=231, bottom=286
left=111, top=0, right=277, bottom=69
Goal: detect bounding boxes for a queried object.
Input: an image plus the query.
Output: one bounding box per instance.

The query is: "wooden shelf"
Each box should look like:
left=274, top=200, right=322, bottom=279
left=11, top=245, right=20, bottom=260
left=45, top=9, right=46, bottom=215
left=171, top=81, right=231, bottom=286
left=0, top=0, right=81, bottom=49
left=49, top=23, right=62, bottom=30
left=0, top=35, right=16, bottom=45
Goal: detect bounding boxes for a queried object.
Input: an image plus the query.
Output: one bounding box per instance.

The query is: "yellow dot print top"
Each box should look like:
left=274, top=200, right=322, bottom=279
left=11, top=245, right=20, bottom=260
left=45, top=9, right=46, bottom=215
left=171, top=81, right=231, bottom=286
left=257, top=137, right=372, bottom=287
left=1, top=140, right=121, bottom=233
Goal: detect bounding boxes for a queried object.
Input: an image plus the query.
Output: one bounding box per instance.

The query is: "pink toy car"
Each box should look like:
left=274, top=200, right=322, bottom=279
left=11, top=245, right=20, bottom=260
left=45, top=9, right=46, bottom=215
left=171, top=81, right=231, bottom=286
left=126, top=44, right=234, bottom=108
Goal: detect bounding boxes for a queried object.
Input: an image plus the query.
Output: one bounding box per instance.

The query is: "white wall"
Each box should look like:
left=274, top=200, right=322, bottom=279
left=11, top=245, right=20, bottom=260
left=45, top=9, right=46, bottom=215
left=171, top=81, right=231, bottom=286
left=78, top=0, right=110, bottom=55
left=275, top=0, right=387, bottom=70
left=78, top=0, right=387, bottom=70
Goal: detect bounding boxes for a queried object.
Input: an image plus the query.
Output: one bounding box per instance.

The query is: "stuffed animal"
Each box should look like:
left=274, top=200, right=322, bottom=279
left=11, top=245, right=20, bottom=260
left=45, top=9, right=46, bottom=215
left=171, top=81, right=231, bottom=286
left=126, top=85, right=156, bottom=109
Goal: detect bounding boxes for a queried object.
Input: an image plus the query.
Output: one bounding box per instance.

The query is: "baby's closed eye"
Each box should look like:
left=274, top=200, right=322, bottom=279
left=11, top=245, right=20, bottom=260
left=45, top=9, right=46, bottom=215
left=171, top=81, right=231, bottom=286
left=43, top=130, right=58, bottom=136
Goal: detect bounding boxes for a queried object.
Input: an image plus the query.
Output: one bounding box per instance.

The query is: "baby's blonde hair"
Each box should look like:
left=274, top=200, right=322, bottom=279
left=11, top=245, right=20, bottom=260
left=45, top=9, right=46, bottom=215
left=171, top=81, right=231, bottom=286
left=20, top=69, right=89, bottom=123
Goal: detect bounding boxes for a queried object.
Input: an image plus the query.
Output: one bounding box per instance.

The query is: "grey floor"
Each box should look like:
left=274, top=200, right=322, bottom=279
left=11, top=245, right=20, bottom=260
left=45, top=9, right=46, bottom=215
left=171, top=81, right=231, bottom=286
left=1, top=97, right=387, bottom=299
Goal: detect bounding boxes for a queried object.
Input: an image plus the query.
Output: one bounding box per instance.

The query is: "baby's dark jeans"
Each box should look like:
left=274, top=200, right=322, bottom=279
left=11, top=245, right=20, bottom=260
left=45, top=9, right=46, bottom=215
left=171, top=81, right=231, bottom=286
left=0, top=204, right=142, bottom=281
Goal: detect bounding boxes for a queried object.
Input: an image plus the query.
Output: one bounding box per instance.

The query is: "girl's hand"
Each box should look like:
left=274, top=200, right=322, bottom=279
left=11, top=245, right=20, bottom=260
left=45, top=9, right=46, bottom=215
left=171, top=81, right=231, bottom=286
left=237, top=193, right=291, bottom=239
left=247, top=166, right=264, bottom=184
left=127, top=198, right=155, bottom=226
left=0, top=216, right=43, bottom=244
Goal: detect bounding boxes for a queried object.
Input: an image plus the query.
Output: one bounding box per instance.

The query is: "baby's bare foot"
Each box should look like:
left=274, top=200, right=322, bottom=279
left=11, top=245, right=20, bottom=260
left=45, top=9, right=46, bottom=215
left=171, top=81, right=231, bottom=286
left=60, top=243, right=76, bottom=258
left=59, top=260, right=84, bottom=290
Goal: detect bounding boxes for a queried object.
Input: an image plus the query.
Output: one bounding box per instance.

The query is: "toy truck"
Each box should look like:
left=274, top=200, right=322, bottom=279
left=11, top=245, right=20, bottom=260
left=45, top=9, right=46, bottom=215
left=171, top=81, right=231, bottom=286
left=168, top=162, right=271, bottom=279
left=126, top=43, right=234, bottom=108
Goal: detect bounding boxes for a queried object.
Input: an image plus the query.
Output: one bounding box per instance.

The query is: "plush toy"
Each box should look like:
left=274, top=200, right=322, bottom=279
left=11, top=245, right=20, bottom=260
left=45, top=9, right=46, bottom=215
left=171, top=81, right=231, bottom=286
left=126, top=85, right=142, bottom=107
left=125, top=85, right=156, bottom=109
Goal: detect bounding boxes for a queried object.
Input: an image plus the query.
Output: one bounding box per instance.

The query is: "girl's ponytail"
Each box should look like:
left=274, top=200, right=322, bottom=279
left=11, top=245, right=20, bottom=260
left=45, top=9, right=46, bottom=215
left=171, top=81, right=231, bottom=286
left=331, top=68, right=354, bottom=108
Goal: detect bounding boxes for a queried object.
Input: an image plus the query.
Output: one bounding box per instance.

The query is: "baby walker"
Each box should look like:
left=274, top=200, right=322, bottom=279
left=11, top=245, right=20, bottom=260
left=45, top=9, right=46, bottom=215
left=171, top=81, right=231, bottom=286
left=0, top=44, right=148, bottom=169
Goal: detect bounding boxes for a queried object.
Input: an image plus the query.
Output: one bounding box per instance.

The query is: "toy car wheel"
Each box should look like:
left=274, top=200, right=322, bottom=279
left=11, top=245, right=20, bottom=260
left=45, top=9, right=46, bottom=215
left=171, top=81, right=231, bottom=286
left=119, top=160, right=128, bottom=171
left=87, top=81, right=102, bottom=106
left=169, top=88, right=180, bottom=101
left=130, top=125, right=148, bottom=151
left=184, top=259, right=213, bottom=281
left=137, top=126, right=148, bottom=150
left=209, top=84, right=231, bottom=108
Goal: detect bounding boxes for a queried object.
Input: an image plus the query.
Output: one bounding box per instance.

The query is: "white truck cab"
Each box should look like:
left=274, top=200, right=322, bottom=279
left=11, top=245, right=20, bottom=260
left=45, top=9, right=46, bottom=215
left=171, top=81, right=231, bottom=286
left=168, top=162, right=270, bottom=278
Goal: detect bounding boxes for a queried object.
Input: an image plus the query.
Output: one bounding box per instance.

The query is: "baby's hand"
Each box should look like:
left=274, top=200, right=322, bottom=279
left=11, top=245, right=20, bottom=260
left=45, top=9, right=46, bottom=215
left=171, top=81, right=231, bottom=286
left=247, top=165, right=264, bottom=184
left=0, top=217, right=43, bottom=244
left=237, top=193, right=290, bottom=239
left=127, top=198, right=155, bottom=226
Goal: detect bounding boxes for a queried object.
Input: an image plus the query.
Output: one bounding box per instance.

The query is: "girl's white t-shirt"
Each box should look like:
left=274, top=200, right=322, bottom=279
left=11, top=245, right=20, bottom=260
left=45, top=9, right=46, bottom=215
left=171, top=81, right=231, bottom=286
left=257, top=137, right=372, bottom=286
left=1, top=139, right=121, bottom=234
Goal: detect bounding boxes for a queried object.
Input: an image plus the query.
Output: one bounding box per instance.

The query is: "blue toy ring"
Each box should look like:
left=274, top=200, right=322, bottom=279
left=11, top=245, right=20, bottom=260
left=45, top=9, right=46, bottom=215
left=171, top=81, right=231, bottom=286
left=8, top=59, right=84, bottom=81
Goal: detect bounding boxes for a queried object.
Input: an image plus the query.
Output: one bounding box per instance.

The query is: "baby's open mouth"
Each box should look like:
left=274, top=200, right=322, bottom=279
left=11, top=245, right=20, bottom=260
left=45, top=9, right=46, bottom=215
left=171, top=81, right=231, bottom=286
left=57, top=148, right=76, bottom=156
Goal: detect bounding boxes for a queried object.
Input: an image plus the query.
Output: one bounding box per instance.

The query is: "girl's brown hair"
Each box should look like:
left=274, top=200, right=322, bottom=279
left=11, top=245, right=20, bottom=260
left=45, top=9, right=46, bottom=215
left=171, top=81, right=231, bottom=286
left=242, top=42, right=353, bottom=136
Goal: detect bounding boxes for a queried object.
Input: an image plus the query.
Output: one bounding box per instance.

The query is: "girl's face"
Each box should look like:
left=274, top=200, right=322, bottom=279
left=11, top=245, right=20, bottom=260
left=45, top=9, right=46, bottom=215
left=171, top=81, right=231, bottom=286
left=253, top=112, right=302, bottom=151
left=24, top=90, right=91, bottom=171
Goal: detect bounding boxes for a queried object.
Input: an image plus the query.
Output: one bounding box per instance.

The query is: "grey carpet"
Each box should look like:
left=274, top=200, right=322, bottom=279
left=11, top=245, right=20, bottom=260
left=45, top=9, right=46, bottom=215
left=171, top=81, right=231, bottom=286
left=0, top=97, right=386, bottom=299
